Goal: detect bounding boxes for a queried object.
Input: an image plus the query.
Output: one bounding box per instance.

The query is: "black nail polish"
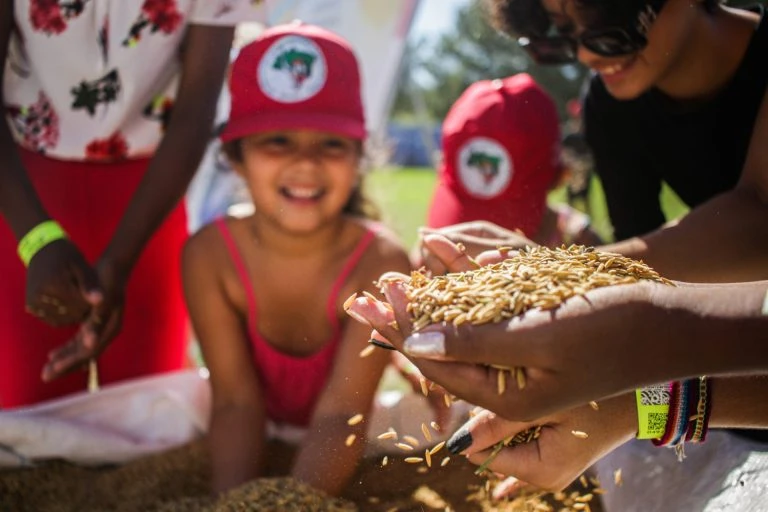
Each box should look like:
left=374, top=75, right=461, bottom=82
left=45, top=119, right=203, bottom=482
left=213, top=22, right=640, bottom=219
left=447, top=427, right=473, bottom=454
left=369, top=339, right=397, bottom=351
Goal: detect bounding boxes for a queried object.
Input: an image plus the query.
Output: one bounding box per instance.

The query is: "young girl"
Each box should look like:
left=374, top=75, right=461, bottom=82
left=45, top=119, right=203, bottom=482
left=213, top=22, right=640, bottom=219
left=181, top=22, right=411, bottom=495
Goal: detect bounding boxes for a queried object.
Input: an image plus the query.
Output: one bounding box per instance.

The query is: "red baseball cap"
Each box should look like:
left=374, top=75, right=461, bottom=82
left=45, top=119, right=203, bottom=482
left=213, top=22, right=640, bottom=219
left=427, top=74, right=562, bottom=238
left=220, top=21, right=366, bottom=143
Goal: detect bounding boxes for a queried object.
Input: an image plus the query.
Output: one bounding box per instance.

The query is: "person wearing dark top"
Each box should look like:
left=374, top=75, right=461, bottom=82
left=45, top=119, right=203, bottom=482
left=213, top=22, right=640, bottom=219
left=584, top=4, right=768, bottom=242
left=398, top=0, right=768, bottom=509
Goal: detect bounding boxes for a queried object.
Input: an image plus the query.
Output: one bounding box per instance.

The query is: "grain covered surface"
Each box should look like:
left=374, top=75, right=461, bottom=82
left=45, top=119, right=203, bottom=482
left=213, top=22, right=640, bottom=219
left=0, top=437, right=605, bottom=511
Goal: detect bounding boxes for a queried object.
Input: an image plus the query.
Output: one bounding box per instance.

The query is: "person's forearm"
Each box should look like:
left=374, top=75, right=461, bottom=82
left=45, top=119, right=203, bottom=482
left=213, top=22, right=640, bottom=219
left=0, top=1, right=49, bottom=239
left=601, top=187, right=768, bottom=282
left=101, top=107, right=215, bottom=274
left=291, top=415, right=365, bottom=496
left=643, top=283, right=768, bottom=380
left=710, top=375, right=768, bottom=429
left=102, top=25, right=232, bottom=275
left=209, top=404, right=266, bottom=494
left=0, top=131, right=50, bottom=239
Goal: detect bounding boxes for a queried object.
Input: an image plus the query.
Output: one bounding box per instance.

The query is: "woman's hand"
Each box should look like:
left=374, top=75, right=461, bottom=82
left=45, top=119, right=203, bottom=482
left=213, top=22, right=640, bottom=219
left=348, top=270, right=662, bottom=422
left=41, top=258, right=126, bottom=381
left=25, top=239, right=103, bottom=326
left=449, top=396, right=636, bottom=493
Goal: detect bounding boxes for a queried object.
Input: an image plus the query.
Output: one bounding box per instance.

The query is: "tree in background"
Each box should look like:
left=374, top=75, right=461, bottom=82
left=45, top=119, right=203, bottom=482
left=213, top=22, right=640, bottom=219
left=392, top=0, right=587, bottom=123
left=392, top=0, right=766, bottom=124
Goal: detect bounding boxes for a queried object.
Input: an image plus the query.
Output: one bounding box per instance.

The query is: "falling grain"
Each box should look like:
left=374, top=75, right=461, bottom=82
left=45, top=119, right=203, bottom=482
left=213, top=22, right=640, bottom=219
left=377, top=430, right=398, bottom=441
left=571, top=430, right=589, bottom=439
left=421, top=423, right=433, bottom=443
left=497, top=369, right=506, bottom=395
left=342, top=293, right=357, bottom=310
left=358, top=345, right=376, bottom=358
left=402, top=435, right=420, bottom=448
left=347, top=414, right=364, bottom=426
left=345, top=434, right=356, bottom=447
left=429, top=441, right=446, bottom=456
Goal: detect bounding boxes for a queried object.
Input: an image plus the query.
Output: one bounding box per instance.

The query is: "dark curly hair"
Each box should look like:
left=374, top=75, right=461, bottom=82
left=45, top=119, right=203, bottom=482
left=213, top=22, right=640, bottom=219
left=485, top=0, right=722, bottom=38
left=220, top=138, right=380, bottom=221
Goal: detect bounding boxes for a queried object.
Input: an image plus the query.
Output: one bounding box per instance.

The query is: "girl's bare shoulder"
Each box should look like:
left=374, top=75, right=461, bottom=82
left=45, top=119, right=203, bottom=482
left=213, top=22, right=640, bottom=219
left=343, top=218, right=412, bottom=284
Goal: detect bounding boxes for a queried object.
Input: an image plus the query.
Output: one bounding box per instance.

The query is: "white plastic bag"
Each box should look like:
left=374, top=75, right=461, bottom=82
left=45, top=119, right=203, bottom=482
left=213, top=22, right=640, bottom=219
left=0, top=368, right=211, bottom=467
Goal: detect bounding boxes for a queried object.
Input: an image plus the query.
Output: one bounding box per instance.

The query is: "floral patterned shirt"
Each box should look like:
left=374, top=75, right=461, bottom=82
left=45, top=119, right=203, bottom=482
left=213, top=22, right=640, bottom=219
left=4, top=0, right=256, bottom=161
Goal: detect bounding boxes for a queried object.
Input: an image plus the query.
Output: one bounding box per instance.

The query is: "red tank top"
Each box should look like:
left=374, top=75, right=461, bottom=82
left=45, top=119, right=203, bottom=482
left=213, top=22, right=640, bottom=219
left=215, top=218, right=376, bottom=427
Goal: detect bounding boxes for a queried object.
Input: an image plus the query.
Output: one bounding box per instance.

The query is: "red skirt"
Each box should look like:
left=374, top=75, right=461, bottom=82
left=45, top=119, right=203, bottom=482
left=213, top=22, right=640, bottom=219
left=0, top=147, right=189, bottom=408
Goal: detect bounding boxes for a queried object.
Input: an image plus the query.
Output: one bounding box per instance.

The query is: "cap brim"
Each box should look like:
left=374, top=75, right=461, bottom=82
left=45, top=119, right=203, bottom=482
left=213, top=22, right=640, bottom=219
left=426, top=177, right=548, bottom=238
left=219, top=111, right=366, bottom=142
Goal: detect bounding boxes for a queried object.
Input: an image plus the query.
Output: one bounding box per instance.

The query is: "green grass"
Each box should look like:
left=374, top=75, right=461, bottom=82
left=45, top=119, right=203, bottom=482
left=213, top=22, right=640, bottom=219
left=365, top=166, right=690, bottom=251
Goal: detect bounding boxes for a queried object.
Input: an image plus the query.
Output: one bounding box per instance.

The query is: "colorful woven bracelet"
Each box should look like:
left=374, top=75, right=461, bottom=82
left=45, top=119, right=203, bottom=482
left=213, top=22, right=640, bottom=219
left=17, top=220, right=68, bottom=267
left=635, top=383, right=672, bottom=440
left=653, top=380, right=690, bottom=448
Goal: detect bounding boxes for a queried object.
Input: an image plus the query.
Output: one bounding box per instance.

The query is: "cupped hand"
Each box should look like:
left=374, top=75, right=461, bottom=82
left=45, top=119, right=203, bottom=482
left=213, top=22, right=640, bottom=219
left=25, top=238, right=103, bottom=326
left=449, top=396, right=636, bottom=492
left=347, top=241, right=668, bottom=421
left=42, top=258, right=126, bottom=381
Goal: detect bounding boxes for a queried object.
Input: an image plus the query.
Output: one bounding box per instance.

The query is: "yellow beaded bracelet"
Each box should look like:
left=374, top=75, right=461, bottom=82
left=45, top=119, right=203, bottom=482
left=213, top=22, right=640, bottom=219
left=17, top=220, right=68, bottom=267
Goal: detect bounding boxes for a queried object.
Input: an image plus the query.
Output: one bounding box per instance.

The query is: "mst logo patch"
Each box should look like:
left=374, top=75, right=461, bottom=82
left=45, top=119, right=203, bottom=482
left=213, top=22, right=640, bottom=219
left=258, top=35, right=327, bottom=103
left=456, top=137, right=513, bottom=199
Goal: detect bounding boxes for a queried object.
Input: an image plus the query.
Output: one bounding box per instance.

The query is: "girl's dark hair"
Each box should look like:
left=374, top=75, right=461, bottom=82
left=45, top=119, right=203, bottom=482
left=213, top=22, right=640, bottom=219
left=221, top=139, right=381, bottom=221
left=485, top=0, right=721, bottom=38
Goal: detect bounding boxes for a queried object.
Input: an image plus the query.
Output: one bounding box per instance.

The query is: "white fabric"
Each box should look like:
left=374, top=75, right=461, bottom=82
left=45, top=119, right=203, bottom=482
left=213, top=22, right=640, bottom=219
left=4, top=0, right=258, bottom=160
left=594, top=431, right=768, bottom=512
left=0, top=369, right=211, bottom=468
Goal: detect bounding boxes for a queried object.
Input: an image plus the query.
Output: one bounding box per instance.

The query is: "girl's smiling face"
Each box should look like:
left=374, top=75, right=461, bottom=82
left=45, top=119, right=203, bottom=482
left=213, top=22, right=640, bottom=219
left=541, top=0, right=700, bottom=99
left=232, top=129, right=361, bottom=234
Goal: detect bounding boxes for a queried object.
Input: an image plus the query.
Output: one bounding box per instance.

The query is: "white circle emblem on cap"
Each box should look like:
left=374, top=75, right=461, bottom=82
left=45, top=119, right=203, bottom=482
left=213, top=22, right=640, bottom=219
left=456, top=137, right=513, bottom=199
left=258, top=35, right=327, bottom=103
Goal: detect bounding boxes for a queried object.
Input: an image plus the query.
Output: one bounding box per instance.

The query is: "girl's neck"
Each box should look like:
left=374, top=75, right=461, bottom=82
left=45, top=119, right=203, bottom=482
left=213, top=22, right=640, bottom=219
left=247, top=215, right=350, bottom=259
left=656, top=6, right=759, bottom=101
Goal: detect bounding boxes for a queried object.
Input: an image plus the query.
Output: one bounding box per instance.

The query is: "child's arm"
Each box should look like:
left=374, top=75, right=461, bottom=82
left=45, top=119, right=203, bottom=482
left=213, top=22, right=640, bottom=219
left=290, top=237, right=412, bottom=496
left=182, top=226, right=268, bottom=495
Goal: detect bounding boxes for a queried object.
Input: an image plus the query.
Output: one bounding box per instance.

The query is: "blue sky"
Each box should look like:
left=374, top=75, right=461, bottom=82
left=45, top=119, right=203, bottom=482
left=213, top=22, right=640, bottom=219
left=410, top=0, right=469, bottom=40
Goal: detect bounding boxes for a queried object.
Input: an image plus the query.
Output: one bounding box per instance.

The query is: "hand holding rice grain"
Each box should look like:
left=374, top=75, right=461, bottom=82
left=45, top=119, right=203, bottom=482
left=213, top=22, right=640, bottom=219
left=399, top=244, right=673, bottom=333
left=343, top=242, right=678, bottom=422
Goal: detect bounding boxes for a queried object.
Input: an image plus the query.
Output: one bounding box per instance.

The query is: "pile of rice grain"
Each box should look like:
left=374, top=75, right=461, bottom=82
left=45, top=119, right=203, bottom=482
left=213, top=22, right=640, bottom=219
left=157, top=478, right=357, bottom=512
left=403, top=244, right=673, bottom=331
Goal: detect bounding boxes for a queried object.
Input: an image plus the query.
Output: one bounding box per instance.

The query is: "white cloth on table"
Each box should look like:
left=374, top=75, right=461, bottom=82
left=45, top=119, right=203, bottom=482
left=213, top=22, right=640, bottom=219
left=0, top=369, right=211, bottom=468
left=594, top=431, right=768, bottom=512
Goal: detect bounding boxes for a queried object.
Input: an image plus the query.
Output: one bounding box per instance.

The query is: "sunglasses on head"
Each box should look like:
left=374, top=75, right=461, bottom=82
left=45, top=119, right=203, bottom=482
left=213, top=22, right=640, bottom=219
left=518, top=0, right=667, bottom=65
